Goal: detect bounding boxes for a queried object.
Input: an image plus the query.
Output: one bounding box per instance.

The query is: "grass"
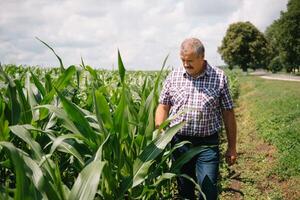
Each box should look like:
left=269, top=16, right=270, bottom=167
left=240, top=76, right=300, bottom=178
left=220, top=71, right=300, bottom=200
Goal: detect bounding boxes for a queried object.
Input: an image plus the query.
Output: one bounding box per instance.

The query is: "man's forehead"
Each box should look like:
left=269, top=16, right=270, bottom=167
left=180, top=50, right=196, bottom=58
left=181, top=45, right=194, bottom=52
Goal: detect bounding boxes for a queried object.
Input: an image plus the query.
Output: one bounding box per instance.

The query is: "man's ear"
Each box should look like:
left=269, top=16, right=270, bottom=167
left=197, top=54, right=204, bottom=59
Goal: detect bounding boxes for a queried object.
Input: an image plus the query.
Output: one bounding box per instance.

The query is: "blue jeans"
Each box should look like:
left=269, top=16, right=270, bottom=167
left=172, top=134, right=220, bottom=200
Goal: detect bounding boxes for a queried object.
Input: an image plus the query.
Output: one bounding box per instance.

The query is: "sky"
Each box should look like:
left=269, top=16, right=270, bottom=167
left=0, top=0, right=288, bottom=70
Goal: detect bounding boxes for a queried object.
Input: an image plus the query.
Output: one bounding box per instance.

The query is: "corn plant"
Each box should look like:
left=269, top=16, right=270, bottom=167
left=225, top=70, right=240, bottom=101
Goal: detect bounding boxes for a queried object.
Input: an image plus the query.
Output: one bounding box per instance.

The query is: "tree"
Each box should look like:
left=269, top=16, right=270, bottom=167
left=265, top=0, right=300, bottom=73
left=218, top=21, right=270, bottom=72
left=269, top=56, right=283, bottom=73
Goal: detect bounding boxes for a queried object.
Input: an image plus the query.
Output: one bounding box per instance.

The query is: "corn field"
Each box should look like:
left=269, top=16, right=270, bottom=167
left=0, top=42, right=239, bottom=200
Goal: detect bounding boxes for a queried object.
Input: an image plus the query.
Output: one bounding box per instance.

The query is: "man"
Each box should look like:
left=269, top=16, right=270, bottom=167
left=155, top=38, right=237, bottom=200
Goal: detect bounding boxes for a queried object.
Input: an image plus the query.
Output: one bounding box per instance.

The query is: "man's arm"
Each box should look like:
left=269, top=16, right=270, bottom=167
left=222, top=109, right=237, bottom=165
left=155, top=104, right=171, bottom=129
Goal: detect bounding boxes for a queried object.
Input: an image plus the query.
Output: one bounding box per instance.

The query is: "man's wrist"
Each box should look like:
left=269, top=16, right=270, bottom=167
left=227, top=145, right=236, bottom=151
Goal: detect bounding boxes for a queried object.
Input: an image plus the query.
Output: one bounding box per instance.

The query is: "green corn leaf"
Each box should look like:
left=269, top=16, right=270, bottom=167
left=157, top=140, right=191, bottom=167
left=35, top=105, right=79, bottom=134
left=94, top=133, right=110, bottom=161
left=30, top=70, right=46, bottom=97
left=41, top=65, right=76, bottom=105
left=68, top=160, right=106, bottom=200
left=153, top=173, right=176, bottom=186
left=94, top=89, right=113, bottom=133
left=25, top=73, right=39, bottom=121
left=34, top=105, right=95, bottom=149
left=142, top=55, right=169, bottom=140
left=43, top=111, right=57, bottom=130
left=56, top=89, right=98, bottom=146
left=154, top=54, right=169, bottom=93
left=9, top=125, right=43, bottom=160
left=22, top=153, right=62, bottom=200
left=118, top=49, right=126, bottom=84
left=68, top=140, right=108, bottom=200
left=13, top=125, right=71, bottom=196
left=5, top=77, right=21, bottom=125
left=114, top=90, right=129, bottom=140
left=180, top=174, right=205, bottom=200
left=3, top=126, right=63, bottom=200
left=53, top=162, right=67, bottom=200
left=170, top=145, right=218, bottom=173
left=144, top=93, right=156, bottom=141
left=0, top=63, right=15, bottom=86
left=80, top=56, right=85, bottom=69
left=45, top=72, right=52, bottom=93
left=127, top=122, right=185, bottom=190
left=49, top=134, right=85, bottom=167
left=15, top=80, right=32, bottom=124
left=85, top=66, right=98, bottom=81
left=0, top=142, right=28, bottom=200
left=0, top=193, right=13, bottom=200
left=0, top=100, right=10, bottom=140
left=137, top=78, right=149, bottom=120
left=156, top=107, right=189, bottom=134
left=35, top=37, right=65, bottom=72
left=40, top=66, right=76, bottom=120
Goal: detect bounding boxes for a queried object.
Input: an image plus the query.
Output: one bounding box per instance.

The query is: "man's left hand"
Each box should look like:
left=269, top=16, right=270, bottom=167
left=225, top=148, right=237, bottom=166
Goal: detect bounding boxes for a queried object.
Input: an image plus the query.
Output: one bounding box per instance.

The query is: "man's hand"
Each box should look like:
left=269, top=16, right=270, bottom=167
left=225, top=148, right=237, bottom=166
left=155, top=104, right=170, bottom=129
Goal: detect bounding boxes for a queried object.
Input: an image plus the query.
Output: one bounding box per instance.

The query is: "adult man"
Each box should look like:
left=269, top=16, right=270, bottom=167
left=155, top=38, right=237, bottom=200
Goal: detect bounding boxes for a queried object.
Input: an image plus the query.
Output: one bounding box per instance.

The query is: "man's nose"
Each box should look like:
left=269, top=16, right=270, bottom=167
left=183, top=61, right=189, bottom=67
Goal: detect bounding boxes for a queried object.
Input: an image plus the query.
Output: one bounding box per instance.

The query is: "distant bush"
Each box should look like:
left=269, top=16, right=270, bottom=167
left=268, top=56, right=283, bottom=73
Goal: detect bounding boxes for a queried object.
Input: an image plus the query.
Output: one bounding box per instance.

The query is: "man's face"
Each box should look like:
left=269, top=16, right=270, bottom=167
left=180, top=50, right=205, bottom=77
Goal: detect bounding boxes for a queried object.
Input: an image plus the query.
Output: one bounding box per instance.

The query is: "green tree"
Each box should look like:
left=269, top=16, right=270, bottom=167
left=265, top=20, right=280, bottom=59
left=269, top=56, right=283, bottom=73
left=218, top=21, right=270, bottom=72
left=265, top=0, right=300, bottom=73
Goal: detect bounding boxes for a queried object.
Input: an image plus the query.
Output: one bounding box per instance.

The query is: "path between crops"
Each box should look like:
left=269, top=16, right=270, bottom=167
left=249, top=70, right=300, bottom=82
left=220, top=79, right=300, bottom=200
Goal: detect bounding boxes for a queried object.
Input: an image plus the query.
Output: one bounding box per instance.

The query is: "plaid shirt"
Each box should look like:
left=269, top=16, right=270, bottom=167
left=159, top=62, right=234, bottom=137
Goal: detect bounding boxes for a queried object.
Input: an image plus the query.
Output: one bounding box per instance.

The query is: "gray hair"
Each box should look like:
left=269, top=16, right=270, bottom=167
left=180, top=38, right=205, bottom=57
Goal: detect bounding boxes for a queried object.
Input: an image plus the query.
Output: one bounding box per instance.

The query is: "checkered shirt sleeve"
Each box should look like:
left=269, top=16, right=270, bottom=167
left=220, top=75, right=234, bottom=110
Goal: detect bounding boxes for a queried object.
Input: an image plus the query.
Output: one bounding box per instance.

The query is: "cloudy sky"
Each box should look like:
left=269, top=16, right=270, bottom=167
left=0, top=0, right=288, bottom=70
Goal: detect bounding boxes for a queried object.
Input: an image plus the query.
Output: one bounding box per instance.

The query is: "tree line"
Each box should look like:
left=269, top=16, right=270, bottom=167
left=218, top=0, right=300, bottom=73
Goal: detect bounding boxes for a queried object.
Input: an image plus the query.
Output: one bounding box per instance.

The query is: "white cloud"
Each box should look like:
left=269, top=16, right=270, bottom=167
left=184, top=0, right=240, bottom=17
left=0, top=0, right=288, bottom=70
left=229, top=0, right=288, bottom=31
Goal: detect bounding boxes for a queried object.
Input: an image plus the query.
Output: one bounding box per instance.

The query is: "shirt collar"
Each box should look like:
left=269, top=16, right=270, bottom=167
left=183, top=60, right=211, bottom=79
